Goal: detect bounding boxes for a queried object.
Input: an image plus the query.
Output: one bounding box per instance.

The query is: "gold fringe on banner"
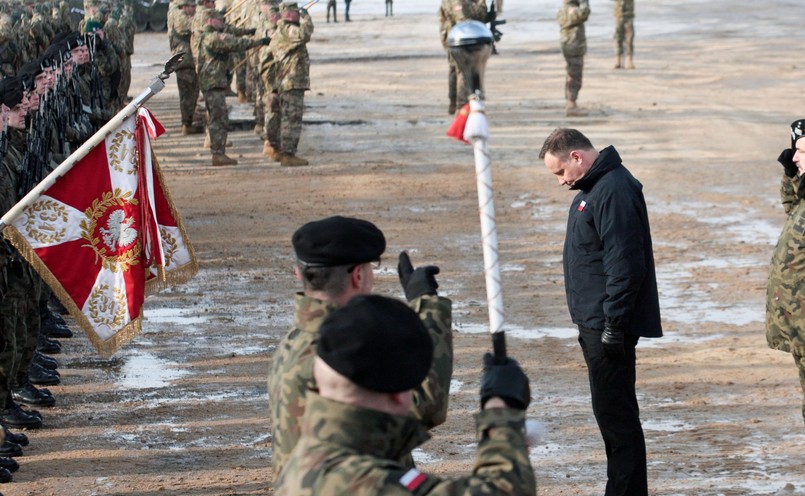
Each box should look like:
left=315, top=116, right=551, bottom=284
left=2, top=225, right=143, bottom=359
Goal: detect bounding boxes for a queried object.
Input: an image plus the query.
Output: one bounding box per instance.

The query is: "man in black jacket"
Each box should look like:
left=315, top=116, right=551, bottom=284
left=539, top=127, right=662, bottom=496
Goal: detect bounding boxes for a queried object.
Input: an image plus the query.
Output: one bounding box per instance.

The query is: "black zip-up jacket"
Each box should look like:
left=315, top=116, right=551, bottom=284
left=563, top=145, right=662, bottom=337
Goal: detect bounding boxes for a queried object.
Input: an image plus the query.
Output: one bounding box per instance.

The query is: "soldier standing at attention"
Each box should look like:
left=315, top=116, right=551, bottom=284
left=198, top=10, right=268, bottom=166
left=269, top=1, right=313, bottom=167
left=326, top=0, right=337, bottom=23
left=344, top=0, right=352, bottom=21
left=766, top=119, right=805, bottom=425
left=259, top=1, right=282, bottom=160
left=168, top=0, right=204, bottom=135
left=612, top=0, right=634, bottom=69
left=437, top=0, right=487, bottom=115
left=557, top=0, right=589, bottom=117
left=268, top=216, right=454, bottom=480
left=275, top=295, right=535, bottom=495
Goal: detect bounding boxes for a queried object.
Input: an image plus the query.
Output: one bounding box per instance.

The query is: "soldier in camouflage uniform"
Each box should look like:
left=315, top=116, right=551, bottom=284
left=0, top=13, right=18, bottom=79
left=268, top=216, right=454, bottom=480
left=197, top=10, right=268, bottom=166
left=767, top=119, right=805, bottom=425
left=258, top=1, right=281, bottom=160
left=275, top=294, right=535, bottom=495
left=269, top=1, right=313, bottom=167
left=169, top=0, right=204, bottom=135
left=612, top=0, right=634, bottom=70
left=438, top=0, right=487, bottom=115
left=557, top=0, right=589, bottom=117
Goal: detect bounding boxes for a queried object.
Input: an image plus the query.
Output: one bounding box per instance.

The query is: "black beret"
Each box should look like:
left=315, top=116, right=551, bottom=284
left=317, top=295, right=433, bottom=393
left=292, top=216, right=385, bottom=267
left=0, top=76, right=24, bottom=108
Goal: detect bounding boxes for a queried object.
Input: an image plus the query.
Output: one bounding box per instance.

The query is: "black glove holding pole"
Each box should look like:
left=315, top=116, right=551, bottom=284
left=480, top=352, right=530, bottom=410
left=601, top=320, right=626, bottom=359
left=778, top=148, right=798, bottom=178
left=397, top=251, right=439, bottom=301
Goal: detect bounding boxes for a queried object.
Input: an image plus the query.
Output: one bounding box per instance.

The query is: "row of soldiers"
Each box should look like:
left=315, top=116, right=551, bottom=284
left=0, top=0, right=138, bottom=484
left=168, top=0, right=313, bottom=167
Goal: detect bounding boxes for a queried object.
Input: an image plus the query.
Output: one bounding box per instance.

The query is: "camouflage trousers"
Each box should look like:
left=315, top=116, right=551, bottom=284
left=564, top=54, right=584, bottom=103
left=263, top=89, right=281, bottom=148
left=447, top=54, right=469, bottom=109
left=796, top=353, right=805, bottom=424
left=204, top=89, right=229, bottom=155
left=176, top=68, right=200, bottom=126
left=0, top=263, right=42, bottom=404
left=279, top=89, right=305, bottom=155
left=235, top=54, right=248, bottom=95
left=614, top=17, right=634, bottom=57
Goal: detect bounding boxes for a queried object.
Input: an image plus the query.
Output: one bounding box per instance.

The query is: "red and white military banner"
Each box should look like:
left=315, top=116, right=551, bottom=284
left=3, top=108, right=198, bottom=358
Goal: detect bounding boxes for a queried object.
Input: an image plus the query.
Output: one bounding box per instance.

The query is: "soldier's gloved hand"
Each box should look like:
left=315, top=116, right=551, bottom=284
left=778, top=148, right=798, bottom=178
left=601, top=322, right=626, bottom=359
left=480, top=352, right=530, bottom=410
left=397, top=251, right=439, bottom=301
left=299, top=7, right=308, bottom=16
left=245, top=27, right=257, bottom=35
left=260, top=37, right=271, bottom=45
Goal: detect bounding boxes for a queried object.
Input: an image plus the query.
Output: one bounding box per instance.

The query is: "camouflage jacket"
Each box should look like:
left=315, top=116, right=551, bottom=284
left=268, top=293, right=453, bottom=479
left=268, top=12, right=313, bottom=92
left=766, top=173, right=805, bottom=356
left=275, top=393, right=536, bottom=495
left=557, top=0, right=589, bottom=58
left=0, top=131, right=24, bottom=215
left=613, top=0, right=634, bottom=20
left=438, top=0, right=488, bottom=50
left=198, top=28, right=262, bottom=92
left=168, top=5, right=195, bottom=70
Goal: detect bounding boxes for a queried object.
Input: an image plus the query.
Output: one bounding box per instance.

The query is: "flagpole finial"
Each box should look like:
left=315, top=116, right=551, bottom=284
left=160, top=53, right=186, bottom=81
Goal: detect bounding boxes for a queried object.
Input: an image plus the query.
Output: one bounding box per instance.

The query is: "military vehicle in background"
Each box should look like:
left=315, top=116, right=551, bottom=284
left=66, top=0, right=169, bottom=32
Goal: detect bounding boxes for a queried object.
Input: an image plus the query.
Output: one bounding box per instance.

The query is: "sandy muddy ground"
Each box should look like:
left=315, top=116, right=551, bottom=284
left=5, top=0, right=805, bottom=494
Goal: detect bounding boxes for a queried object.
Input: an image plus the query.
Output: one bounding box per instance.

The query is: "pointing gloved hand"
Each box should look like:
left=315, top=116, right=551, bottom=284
left=601, top=322, right=626, bottom=359
left=778, top=148, right=798, bottom=178
left=480, top=352, right=531, bottom=410
left=397, top=251, right=440, bottom=301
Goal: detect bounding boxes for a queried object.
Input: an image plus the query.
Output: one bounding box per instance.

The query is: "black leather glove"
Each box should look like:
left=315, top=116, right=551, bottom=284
left=300, top=7, right=308, bottom=16
left=245, top=27, right=257, bottom=35
left=397, top=251, right=439, bottom=301
left=260, top=37, right=271, bottom=45
left=601, top=322, right=626, bottom=359
left=480, top=352, right=530, bottom=410
left=778, top=148, right=798, bottom=178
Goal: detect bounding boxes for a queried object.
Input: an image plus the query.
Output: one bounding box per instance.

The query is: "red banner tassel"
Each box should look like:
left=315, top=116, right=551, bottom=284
left=446, top=103, right=471, bottom=144
left=135, top=116, right=159, bottom=269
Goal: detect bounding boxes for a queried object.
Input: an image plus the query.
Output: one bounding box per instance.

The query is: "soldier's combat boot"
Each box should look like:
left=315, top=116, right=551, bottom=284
left=33, top=352, right=58, bottom=370
left=181, top=124, right=204, bottom=135
left=0, top=403, right=42, bottom=430
left=12, top=381, right=56, bottom=408
left=565, top=100, right=587, bottom=117
left=262, top=142, right=280, bottom=161
left=448, top=100, right=456, bottom=115
left=237, top=90, right=248, bottom=104
left=614, top=54, right=622, bottom=69
left=28, top=363, right=61, bottom=386
left=212, top=154, right=238, bottom=167
left=0, top=466, right=11, bottom=483
left=0, top=457, right=18, bottom=473
left=37, top=335, right=61, bottom=355
left=280, top=154, right=309, bottom=167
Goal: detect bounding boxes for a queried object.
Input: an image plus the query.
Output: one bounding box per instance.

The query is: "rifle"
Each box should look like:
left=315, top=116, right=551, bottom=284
left=486, top=2, right=506, bottom=55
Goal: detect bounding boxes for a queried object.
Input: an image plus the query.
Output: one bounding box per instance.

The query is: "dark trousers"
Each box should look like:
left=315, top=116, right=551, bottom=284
left=578, top=326, right=648, bottom=496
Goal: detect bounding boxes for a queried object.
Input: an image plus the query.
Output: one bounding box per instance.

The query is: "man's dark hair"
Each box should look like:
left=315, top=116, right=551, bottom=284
left=538, top=128, right=594, bottom=159
left=298, top=264, right=352, bottom=297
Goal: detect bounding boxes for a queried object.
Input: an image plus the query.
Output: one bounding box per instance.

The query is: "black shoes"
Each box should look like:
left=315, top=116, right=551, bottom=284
left=12, top=382, right=56, bottom=408
left=0, top=457, right=18, bottom=473
left=41, top=309, right=73, bottom=339
left=4, top=428, right=28, bottom=447
left=36, top=335, right=62, bottom=355
left=0, top=441, right=21, bottom=458
left=0, top=403, right=42, bottom=429
left=33, top=351, right=58, bottom=371
left=0, top=466, right=10, bottom=483
left=28, top=363, right=60, bottom=387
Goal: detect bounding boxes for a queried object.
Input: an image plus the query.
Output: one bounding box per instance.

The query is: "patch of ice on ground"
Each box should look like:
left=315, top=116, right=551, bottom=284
left=115, top=351, right=190, bottom=390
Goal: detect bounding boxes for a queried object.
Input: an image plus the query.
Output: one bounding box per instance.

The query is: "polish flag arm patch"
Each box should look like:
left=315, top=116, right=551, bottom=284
left=399, top=468, right=427, bottom=491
